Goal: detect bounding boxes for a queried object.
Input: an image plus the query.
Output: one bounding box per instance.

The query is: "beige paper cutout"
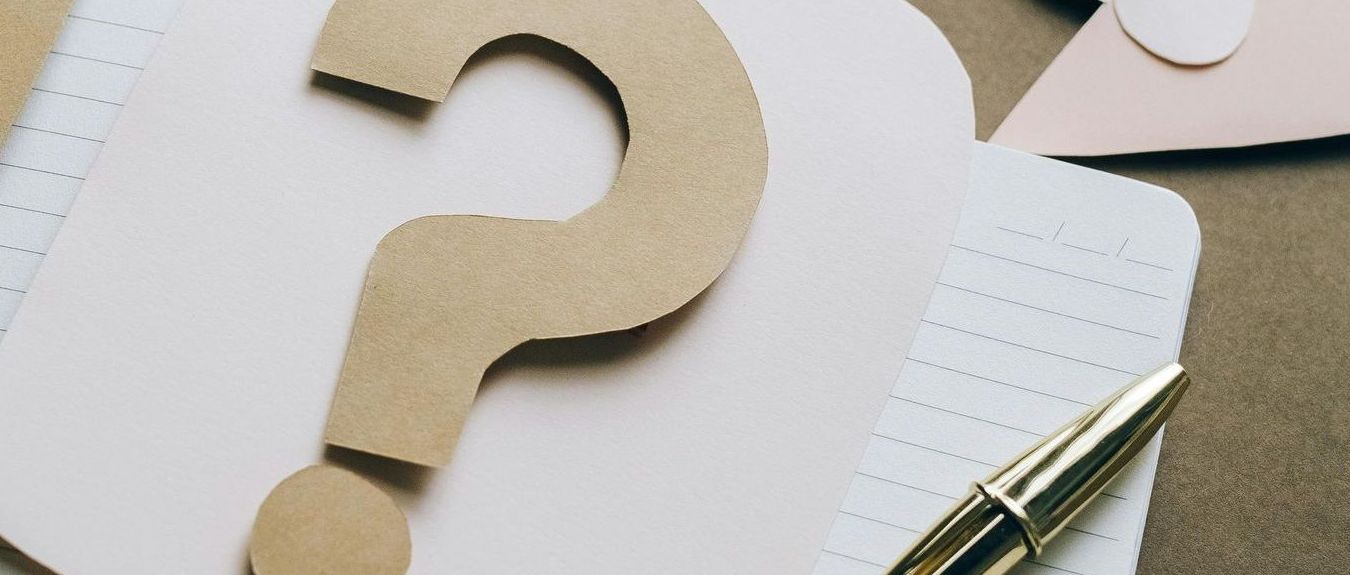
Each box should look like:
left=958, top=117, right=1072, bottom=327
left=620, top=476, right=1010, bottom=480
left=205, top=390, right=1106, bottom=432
left=1114, top=0, right=1253, bottom=65
left=316, top=0, right=766, bottom=467
left=0, top=0, right=73, bottom=147
left=252, top=466, right=410, bottom=575
left=991, top=1, right=1350, bottom=156
left=254, top=0, right=765, bottom=572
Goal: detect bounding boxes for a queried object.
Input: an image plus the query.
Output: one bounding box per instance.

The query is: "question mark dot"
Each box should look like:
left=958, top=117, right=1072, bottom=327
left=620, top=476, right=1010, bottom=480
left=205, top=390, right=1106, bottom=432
left=251, top=465, right=410, bottom=575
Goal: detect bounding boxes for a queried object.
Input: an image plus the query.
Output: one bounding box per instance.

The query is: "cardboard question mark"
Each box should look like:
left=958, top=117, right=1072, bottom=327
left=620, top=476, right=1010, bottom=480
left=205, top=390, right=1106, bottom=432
left=250, top=0, right=768, bottom=572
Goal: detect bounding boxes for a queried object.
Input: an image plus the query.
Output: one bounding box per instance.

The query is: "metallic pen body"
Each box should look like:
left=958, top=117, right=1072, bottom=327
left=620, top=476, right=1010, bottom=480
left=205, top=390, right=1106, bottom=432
left=888, top=363, right=1191, bottom=575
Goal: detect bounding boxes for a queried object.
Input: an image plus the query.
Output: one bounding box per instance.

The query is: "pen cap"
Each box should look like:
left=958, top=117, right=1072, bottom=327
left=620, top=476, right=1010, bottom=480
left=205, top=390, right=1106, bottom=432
left=979, top=363, right=1190, bottom=555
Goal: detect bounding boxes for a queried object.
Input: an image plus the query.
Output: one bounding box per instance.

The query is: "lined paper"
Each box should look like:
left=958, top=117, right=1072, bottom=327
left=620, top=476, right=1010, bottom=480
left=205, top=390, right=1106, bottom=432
left=814, top=143, right=1200, bottom=575
left=0, top=0, right=182, bottom=341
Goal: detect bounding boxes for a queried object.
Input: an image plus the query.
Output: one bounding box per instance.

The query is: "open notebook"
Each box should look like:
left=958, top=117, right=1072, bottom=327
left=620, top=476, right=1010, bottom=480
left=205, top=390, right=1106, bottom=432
left=814, top=143, right=1199, bottom=575
left=0, top=2, right=1198, bottom=574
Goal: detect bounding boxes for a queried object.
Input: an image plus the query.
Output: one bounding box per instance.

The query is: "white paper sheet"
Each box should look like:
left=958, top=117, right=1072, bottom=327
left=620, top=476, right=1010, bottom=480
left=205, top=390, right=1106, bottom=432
left=0, top=0, right=975, bottom=573
left=0, top=0, right=182, bottom=342
left=813, top=144, right=1200, bottom=575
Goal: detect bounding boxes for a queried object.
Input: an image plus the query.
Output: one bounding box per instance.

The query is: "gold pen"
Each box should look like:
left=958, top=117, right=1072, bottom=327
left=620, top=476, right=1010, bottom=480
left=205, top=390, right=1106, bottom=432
left=887, top=363, right=1190, bottom=575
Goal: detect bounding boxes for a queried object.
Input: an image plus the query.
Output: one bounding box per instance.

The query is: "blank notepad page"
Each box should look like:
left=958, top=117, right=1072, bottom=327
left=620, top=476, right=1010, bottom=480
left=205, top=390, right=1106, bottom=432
left=814, top=143, right=1200, bottom=575
left=0, top=0, right=182, bottom=342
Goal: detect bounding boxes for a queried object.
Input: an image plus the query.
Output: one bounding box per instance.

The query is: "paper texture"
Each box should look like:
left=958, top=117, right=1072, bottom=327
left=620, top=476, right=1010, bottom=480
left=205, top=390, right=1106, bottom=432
left=311, top=0, right=768, bottom=468
left=0, top=0, right=974, bottom=572
left=0, top=0, right=180, bottom=343
left=991, top=1, right=1350, bottom=156
left=1113, top=0, right=1252, bottom=66
left=812, top=143, right=1200, bottom=575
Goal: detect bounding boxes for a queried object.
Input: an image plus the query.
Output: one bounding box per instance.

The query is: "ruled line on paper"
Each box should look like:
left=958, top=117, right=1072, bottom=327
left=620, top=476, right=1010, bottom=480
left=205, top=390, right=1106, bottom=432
left=935, top=282, right=1160, bottom=340
left=869, top=432, right=996, bottom=468
left=888, top=396, right=1045, bottom=438
left=50, top=51, right=145, bottom=70
left=0, top=244, right=46, bottom=257
left=67, top=13, right=166, bottom=35
left=838, top=510, right=922, bottom=534
left=0, top=203, right=66, bottom=218
left=1061, top=241, right=1112, bottom=257
left=854, top=471, right=952, bottom=501
left=918, top=320, right=1142, bottom=377
left=0, top=162, right=85, bottom=181
left=950, top=244, right=1168, bottom=301
left=821, top=549, right=886, bottom=569
left=1028, top=561, right=1092, bottom=575
left=903, top=358, right=1091, bottom=407
left=10, top=124, right=106, bottom=144
left=1125, top=258, right=1173, bottom=273
left=30, top=86, right=122, bottom=107
left=997, top=225, right=1045, bottom=240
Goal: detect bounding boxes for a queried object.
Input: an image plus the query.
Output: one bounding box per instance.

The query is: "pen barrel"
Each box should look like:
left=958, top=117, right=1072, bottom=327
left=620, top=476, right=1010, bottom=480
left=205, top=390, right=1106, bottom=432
left=980, top=363, right=1189, bottom=552
left=886, top=493, right=1027, bottom=575
left=886, top=363, right=1190, bottom=575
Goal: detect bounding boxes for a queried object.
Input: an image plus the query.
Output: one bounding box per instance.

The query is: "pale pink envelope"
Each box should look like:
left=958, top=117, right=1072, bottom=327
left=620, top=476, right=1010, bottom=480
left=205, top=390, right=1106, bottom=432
left=992, top=1, right=1350, bottom=156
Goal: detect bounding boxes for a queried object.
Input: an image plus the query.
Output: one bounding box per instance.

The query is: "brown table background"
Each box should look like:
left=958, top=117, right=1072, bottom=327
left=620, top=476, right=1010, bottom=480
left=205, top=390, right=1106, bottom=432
left=908, top=1, right=1350, bottom=572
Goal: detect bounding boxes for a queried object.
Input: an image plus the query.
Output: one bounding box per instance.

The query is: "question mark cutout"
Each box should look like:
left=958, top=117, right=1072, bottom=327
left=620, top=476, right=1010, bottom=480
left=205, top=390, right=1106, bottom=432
left=251, top=0, right=767, bottom=572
